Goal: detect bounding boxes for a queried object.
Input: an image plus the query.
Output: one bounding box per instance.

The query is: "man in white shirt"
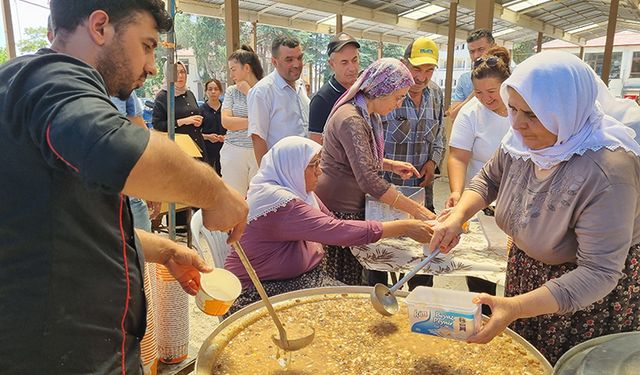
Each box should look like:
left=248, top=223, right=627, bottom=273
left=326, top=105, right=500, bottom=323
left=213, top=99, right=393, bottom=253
left=248, top=35, right=309, bottom=165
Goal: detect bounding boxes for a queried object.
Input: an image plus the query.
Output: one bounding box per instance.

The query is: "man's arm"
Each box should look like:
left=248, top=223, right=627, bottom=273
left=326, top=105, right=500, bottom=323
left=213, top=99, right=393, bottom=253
left=123, top=131, right=247, bottom=242
left=251, top=134, right=268, bottom=166
left=247, top=84, right=271, bottom=165
left=135, top=229, right=212, bottom=295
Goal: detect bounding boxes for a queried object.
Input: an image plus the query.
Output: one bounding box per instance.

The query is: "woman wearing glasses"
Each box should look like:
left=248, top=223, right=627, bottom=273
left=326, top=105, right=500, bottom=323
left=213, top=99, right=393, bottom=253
left=224, top=136, right=433, bottom=313
left=315, top=58, right=437, bottom=286
left=446, top=47, right=512, bottom=209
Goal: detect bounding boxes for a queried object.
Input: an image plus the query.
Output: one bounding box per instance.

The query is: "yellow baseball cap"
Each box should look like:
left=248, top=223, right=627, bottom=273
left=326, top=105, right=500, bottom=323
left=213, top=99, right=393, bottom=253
left=404, top=37, right=439, bottom=67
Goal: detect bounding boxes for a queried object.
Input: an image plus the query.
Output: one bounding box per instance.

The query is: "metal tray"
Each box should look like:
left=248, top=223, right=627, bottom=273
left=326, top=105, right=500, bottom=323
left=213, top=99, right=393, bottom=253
left=195, top=286, right=552, bottom=374
left=553, top=332, right=640, bottom=375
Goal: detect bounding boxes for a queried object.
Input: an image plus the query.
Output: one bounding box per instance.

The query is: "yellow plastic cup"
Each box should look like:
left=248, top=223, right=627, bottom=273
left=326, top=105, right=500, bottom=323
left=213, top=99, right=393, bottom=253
left=195, top=268, right=242, bottom=316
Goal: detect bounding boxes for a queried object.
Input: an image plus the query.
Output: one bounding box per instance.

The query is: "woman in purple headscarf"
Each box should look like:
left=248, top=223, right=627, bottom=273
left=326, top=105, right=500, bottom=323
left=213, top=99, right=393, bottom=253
left=315, top=58, right=436, bottom=286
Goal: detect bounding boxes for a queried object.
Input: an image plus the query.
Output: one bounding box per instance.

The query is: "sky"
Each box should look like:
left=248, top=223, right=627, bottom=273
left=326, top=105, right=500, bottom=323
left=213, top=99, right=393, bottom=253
left=1, top=0, right=51, bottom=49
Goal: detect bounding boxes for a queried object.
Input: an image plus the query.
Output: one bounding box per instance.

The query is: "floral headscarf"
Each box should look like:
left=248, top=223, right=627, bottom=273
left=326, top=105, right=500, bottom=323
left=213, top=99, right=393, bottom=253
left=329, top=58, right=414, bottom=167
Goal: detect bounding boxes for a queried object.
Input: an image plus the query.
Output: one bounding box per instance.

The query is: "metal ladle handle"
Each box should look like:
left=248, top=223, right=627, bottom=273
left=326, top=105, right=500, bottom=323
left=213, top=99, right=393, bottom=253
left=232, top=241, right=289, bottom=343
left=389, top=248, right=441, bottom=293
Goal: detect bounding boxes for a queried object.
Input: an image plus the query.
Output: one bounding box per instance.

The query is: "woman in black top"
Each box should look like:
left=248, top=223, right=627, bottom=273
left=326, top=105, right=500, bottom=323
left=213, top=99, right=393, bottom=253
left=200, top=78, right=226, bottom=174
left=152, top=61, right=208, bottom=162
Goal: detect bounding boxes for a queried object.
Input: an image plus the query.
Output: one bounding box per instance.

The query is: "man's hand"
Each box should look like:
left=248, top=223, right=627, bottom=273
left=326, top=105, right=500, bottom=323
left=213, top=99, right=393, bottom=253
left=136, top=230, right=213, bottom=295
left=202, top=185, right=248, bottom=244
left=419, top=160, right=437, bottom=187
left=162, top=243, right=213, bottom=295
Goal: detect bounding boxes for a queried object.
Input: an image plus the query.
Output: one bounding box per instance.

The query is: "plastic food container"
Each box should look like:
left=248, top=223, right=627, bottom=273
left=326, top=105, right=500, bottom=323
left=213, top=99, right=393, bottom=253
left=406, top=286, right=481, bottom=341
left=195, top=268, right=242, bottom=316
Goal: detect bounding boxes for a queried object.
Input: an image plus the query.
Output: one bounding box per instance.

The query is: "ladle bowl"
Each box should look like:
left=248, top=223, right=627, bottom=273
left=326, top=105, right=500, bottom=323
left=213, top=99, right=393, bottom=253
left=370, top=248, right=440, bottom=316
left=232, top=242, right=315, bottom=352
left=271, top=322, right=316, bottom=351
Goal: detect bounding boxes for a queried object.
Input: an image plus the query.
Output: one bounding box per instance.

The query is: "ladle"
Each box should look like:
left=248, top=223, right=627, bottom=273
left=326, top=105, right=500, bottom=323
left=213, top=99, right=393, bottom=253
left=232, top=241, right=315, bottom=351
left=370, top=248, right=441, bottom=316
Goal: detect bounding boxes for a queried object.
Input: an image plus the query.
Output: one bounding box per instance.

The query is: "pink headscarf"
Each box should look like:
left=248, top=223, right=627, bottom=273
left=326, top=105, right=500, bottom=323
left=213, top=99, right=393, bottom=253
left=329, top=58, right=414, bottom=166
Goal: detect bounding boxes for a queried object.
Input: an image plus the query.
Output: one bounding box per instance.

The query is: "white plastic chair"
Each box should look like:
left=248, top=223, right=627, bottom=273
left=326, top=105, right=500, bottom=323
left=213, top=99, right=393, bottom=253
left=190, top=209, right=230, bottom=268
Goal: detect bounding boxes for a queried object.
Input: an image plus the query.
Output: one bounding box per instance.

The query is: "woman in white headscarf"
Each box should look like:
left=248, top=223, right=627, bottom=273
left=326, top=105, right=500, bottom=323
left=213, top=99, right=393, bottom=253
left=430, top=51, right=640, bottom=364
left=224, top=136, right=434, bottom=313
left=315, top=58, right=436, bottom=286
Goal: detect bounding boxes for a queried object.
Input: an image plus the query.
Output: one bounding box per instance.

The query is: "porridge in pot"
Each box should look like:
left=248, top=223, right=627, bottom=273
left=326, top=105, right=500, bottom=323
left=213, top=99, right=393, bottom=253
left=208, top=294, right=547, bottom=374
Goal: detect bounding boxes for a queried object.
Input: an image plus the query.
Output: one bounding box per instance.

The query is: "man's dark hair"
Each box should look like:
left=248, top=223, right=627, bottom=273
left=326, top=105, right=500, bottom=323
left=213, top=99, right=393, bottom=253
left=271, top=35, right=300, bottom=57
left=466, top=29, right=495, bottom=45
left=50, top=0, right=173, bottom=35
left=229, top=44, right=264, bottom=80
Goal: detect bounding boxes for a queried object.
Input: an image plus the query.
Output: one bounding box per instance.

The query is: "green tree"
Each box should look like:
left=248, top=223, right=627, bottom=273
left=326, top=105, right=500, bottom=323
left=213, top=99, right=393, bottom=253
left=0, top=47, right=8, bottom=64
left=512, top=37, right=553, bottom=64
left=18, top=26, right=49, bottom=53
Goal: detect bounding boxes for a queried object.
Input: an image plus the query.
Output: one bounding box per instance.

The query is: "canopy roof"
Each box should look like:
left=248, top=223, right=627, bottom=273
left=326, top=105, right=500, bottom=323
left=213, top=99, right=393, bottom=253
left=179, top=0, right=640, bottom=47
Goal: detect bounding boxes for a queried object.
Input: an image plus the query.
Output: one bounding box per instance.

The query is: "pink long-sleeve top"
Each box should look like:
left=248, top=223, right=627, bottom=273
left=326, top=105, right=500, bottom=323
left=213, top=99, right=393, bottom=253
left=224, top=197, right=384, bottom=290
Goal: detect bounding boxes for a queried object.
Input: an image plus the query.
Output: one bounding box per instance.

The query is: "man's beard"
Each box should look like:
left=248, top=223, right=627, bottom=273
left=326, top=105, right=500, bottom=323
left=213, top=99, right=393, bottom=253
left=95, top=39, right=136, bottom=100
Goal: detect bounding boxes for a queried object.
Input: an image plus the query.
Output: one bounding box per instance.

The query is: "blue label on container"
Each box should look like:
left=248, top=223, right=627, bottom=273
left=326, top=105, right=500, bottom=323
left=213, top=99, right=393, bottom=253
left=410, top=309, right=476, bottom=339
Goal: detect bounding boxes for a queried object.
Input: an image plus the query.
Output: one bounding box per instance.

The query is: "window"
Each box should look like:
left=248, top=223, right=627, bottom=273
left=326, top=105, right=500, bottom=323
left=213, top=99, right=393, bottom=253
left=630, top=51, right=640, bottom=78
left=584, top=52, right=622, bottom=79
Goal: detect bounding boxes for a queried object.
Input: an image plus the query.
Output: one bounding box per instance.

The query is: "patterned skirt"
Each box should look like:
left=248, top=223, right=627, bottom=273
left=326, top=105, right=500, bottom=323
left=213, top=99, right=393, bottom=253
left=322, top=211, right=366, bottom=286
left=505, top=243, right=640, bottom=365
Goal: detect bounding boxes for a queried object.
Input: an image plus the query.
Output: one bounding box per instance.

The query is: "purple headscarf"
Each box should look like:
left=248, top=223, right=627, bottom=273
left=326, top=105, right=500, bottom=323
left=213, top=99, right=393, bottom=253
left=329, top=58, right=414, bottom=167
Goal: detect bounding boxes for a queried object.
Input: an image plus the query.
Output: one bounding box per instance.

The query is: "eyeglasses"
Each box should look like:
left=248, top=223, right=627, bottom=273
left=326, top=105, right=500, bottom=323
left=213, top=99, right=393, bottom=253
left=473, top=56, right=499, bottom=68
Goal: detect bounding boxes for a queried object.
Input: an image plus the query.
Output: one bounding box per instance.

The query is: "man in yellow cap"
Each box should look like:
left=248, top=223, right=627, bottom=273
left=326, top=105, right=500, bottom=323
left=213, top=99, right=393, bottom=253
left=371, top=37, right=444, bottom=287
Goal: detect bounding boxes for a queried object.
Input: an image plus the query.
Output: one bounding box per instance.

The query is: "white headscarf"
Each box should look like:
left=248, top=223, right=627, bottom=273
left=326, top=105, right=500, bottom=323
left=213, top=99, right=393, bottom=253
left=500, top=51, right=640, bottom=169
left=247, top=136, right=322, bottom=222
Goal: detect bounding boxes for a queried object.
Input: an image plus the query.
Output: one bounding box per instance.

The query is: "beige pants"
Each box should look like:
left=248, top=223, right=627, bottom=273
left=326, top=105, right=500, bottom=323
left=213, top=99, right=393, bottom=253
left=220, top=142, right=258, bottom=197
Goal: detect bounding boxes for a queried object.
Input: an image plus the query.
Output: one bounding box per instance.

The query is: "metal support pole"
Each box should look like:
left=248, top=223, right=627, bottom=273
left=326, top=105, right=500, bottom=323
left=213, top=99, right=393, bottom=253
left=377, top=39, right=383, bottom=59
left=336, top=14, right=343, bottom=34
left=579, top=46, right=585, bottom=60
left=166, top=0, right=177, bottom=239
left=601, top=0, right=619, bottom=85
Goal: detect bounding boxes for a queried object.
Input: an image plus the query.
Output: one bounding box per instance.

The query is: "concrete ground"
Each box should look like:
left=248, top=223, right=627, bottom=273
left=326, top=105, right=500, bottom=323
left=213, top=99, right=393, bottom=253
left=158, top=177, right=494, bottom=374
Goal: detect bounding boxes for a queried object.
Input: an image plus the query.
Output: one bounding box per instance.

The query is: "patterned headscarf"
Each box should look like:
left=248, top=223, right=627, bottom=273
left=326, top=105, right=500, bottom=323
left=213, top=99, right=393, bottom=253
left=329, top=58, right=414, bottom=166
left=500, top=51, right=640, bottom=169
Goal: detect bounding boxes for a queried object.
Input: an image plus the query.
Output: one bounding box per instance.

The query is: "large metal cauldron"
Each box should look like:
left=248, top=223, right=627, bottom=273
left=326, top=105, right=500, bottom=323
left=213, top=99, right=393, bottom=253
left=195, top=286, right=552, bottom=374
left=553, top=332, right=640, bottom=374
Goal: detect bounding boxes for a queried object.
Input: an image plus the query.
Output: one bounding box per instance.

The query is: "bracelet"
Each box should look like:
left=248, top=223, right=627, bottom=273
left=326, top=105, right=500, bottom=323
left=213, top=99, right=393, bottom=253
left=391, top=191, right=401, bottom=208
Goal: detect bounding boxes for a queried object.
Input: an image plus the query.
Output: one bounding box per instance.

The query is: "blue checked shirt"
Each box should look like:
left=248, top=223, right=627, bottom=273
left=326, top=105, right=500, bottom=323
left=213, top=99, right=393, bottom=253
left=383, top=81, right=445, bottom=187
